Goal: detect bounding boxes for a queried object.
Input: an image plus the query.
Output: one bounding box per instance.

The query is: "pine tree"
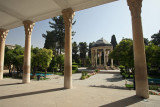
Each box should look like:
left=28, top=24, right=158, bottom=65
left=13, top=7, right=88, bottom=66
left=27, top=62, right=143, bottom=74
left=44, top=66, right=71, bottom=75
left=111, top=35, right=117, bottom=49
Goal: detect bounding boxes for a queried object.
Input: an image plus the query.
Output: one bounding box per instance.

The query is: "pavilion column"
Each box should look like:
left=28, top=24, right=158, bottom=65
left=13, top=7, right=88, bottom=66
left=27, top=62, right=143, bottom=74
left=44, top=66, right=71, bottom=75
left=62, top=8, right=74, bottom=89
left=91, top=49, right=93, bottom=67
left=99, top=51, right=101, bottom=66
left=128, top=0, right=149, bottom=98
left=111, top=59, right=113, bottom=68
left=103, top=49, right=106, bottom=67
left=0, top=29, right=9, bottom=80
left=22, top=20, right=35, bottom=83
left=106, top=50, right=109, bottom=64
left=95, top=49, right=97, bottom=67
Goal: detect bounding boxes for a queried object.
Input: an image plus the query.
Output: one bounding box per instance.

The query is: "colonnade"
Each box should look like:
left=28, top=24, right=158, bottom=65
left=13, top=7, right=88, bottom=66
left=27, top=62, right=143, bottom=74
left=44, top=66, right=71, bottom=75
left=91, top=48, right=113, bottom=68
left=0, top=0, right=149, bottom=98
left=0, top=8, right=74, bottom=89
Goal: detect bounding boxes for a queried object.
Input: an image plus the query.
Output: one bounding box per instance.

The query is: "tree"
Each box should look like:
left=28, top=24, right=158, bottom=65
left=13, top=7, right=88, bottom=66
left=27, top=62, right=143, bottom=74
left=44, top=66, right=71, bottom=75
left=144, top=38, right=149, bottom=45
left=72, top=41, right=80, bottom=63
left=109, top=39, right=134, bottom=70
left=88, top=42, right=94, bottom=58
left=4, top=47, right=15, bottom=76
left=12, top=45, right=24, bottom=77
left=151, top=30, right=160, bottom=45
left=145, top=43, right=160, bottom=68
left=36, top=48, right=53, bottom=77
left=56, top=55, right=64, bottom=72
left=43, top=16, right=76, bottom=55
left=31, top=47, right=40, bottom=77
left=111, top=35, right=118, bottom=49
left=79, top=42, right=88, bottom=66
left=42, top=31, right=57, bottom=52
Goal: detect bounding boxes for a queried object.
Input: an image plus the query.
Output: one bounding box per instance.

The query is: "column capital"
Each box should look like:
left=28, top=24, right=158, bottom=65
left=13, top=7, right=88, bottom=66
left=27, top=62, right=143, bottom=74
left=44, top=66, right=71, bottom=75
left=127, top=0, right=142, bottom=18
left=23, top=20, right=35, bottom=36
left=0, top=28, right=9, bottom=41
left=62, top=8, right=75, bottom=28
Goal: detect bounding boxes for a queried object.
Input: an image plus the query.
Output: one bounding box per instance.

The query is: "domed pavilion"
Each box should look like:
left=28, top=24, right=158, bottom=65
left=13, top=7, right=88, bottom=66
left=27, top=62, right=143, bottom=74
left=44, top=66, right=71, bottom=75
left=91, top=38, right=113, bottom=69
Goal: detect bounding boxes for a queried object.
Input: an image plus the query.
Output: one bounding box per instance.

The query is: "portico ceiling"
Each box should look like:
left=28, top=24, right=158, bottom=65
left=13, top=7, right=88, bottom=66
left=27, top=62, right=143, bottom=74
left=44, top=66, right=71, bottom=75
left=0, top=0, right=117, bottom=30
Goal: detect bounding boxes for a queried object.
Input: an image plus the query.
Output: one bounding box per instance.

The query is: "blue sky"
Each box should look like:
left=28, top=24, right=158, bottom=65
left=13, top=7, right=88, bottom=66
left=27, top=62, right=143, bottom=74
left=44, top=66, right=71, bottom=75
left=6, top=0, right=160, bottom=48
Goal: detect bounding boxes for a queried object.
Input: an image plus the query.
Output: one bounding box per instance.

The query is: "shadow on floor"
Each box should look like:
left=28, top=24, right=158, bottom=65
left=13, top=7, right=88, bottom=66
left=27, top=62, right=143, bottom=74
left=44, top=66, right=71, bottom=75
left=100, top=95, right=143, bottom=107
left=106, top=77, right=123, bottom=82
left=0, top=83, right=23, bottom=86
left=99, top=71, right=120, bottom=75
left=0, top=87, right=65, bottom=100
left=90, top=85, right=129, bottom=90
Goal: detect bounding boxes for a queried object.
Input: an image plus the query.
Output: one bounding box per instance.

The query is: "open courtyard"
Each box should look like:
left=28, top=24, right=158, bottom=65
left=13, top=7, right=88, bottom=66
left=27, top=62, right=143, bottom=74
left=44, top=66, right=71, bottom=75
left=0, top=69, right=159, bottom=107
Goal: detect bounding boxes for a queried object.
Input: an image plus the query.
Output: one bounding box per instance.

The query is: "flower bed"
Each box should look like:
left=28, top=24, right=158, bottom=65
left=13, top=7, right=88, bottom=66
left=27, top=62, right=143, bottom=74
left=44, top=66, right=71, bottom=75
left=80, top=69, right=100, bottom=80
left=149, top=90, right=160, bottom=96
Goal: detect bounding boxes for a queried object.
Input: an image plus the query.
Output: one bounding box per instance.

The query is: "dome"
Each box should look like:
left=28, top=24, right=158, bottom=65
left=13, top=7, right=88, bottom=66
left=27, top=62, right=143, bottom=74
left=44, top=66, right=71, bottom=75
left=92, top=37, right=112, bottom=47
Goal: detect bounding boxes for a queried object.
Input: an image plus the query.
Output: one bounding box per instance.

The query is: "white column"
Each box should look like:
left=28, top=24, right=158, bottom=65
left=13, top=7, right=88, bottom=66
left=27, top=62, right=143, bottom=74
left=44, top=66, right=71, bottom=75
left=95, top=49, right=97, bottom=67
left=0, top=29, right=9, bottom=80
left=128, top=0, right=149, bottom=98
left=62, top=8, right=74, bottom=89
left=99, top=51, right=101, bottom=66
left=111, top=59, right=113, bottom=68
left=106, top=50, right=109, bottom=64
left=103, top=49, right=106, bottom=67
left=23, top=20, right=35, bottom=83
left=91, top=49, right=93, bottom=67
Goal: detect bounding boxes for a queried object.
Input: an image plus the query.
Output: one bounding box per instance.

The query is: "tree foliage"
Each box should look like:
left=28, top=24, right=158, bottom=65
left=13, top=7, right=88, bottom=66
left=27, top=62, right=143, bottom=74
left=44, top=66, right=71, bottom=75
left=43, top=16, right=76, bottom=55
left=88, top=42, right=94, bottom=58
left=36, top=48, right=53, bottom=69
left=144, top=38, right=149, bottom=46
left=79, top=42, right=88, bottom=59
left=151, top=30, right=160, bottom=45
left=145, top=43, right=160, bottom=67
left=43, top=31, right=57, bottom=51
left=79, top=42, right=88, bottom=66
left=72, top=41, right=80, bottom=63
left=109, top=39, right=134, bottom=69
left=111, top=35, right=117, bottom=49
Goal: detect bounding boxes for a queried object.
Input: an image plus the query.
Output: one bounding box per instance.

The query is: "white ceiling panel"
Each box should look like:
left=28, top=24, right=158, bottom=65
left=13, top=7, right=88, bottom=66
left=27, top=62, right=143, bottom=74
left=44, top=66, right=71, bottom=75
left=0, top=11, right=20, bottom=29
left=0, top=0, right=117, bottom=29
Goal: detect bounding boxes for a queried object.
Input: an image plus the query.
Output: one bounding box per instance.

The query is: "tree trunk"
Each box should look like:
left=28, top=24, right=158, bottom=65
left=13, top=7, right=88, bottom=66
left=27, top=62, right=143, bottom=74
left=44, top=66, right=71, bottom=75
left=8, top=66, right=11, bottom=77
left=45, top=69, right=47, bottom=78
left=60, top=46, right=62, bottom=55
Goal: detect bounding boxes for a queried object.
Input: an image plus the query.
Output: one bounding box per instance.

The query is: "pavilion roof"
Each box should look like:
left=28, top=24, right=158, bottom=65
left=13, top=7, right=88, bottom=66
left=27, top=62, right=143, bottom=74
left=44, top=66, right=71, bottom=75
left=92, top=37, right=112, bottom=47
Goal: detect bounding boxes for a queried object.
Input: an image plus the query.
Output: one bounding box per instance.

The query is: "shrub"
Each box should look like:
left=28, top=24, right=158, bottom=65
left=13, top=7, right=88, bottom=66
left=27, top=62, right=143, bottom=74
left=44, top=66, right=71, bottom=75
left=82, top=71, right=88, bottom=76
left=53, top=67, right=58, bottom=72
left=149, top=85, right=160, bottom=90
left=95, top=69, right=99, bottom=73
left=72, top=62, right=78, bottom=73
left=119, top=65, right=125, bottom=74
left=148, top=68, right=159, bottom=75
left=81, top=71, right=88, bottom=80
left=72, top=70, right=77, bottom=74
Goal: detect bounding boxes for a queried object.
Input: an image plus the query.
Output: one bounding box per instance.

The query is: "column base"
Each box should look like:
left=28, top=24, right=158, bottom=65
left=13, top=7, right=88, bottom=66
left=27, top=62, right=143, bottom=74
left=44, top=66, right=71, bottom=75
left=135, top=79, right=149, bottom=99
left=22, top=72, right=30, bottom=83
left=0, top=71, right=3, bottom=80
left=64, top=75, right=72, bottom=89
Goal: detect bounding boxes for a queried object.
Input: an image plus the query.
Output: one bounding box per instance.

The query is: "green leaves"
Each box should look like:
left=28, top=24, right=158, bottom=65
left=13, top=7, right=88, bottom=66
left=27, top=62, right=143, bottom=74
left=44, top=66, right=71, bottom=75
left=109, top=39, right=134, bottom=69
left=36, top=48, right=53, bottom=69
left=43, top=16, right=76, bottom=55
left=145, top=43, right=160, bottom=67
left=151, top=30, right=160, bottom=45
left=111, top=34, right=117, bottom=49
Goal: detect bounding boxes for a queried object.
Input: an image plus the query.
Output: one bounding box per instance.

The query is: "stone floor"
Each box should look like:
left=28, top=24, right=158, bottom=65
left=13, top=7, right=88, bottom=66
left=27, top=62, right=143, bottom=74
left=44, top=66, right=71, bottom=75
left=0, top=70, right=159, bottom=107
